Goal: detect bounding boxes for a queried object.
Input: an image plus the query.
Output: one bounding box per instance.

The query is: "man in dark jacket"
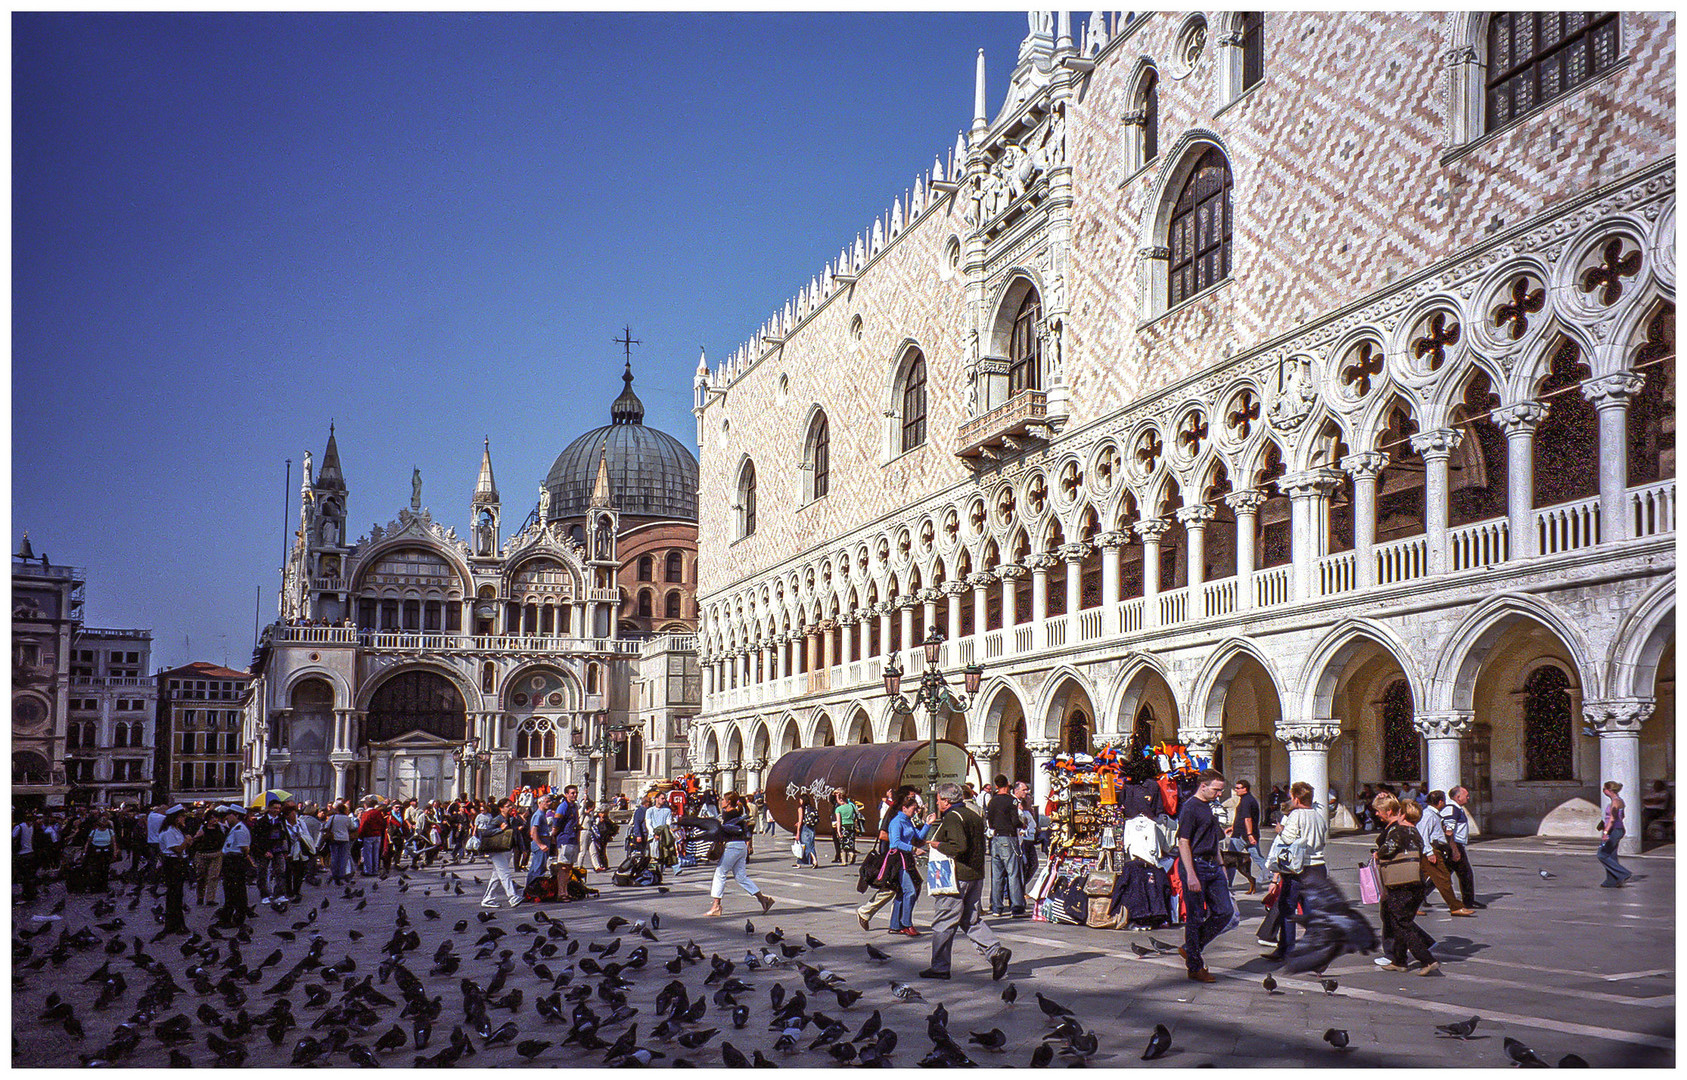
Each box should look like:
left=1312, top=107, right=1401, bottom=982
left=920, top=783, right=1012, bottom=981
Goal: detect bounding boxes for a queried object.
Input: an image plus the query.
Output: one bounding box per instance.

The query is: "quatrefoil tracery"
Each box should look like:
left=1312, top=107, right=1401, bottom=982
left=1341, top=341, right=1385, bottom=398
left=1492, top=275, right=1546, bottom=340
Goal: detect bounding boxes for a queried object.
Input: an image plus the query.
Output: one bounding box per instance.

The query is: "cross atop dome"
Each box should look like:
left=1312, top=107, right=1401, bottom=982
left=610, top=325, right=646, bottom=426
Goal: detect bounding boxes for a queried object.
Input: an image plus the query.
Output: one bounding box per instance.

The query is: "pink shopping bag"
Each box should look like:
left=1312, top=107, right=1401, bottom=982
left=1357, top=859, right=1381, bottom=905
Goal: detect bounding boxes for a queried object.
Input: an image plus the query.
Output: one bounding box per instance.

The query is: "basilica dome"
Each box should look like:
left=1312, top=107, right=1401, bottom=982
left=544, top=364, right=699, bottom=522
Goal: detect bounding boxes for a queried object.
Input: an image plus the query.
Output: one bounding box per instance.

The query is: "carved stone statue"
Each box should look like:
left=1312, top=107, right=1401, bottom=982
left=594, top=514, right=614, bottom=561
left=538, top=484, right=552, bottom=520
left=321, top=518, right=339, bottom=546
left=302, top=450, right=313, bottom=486
left=1268, top=356, right=1317, bottom=431
left=410, top=468, right=423, bottom=510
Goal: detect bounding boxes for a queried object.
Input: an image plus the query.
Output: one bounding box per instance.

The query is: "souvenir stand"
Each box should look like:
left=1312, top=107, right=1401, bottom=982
left=1028, top=741, right=1208, bottom=932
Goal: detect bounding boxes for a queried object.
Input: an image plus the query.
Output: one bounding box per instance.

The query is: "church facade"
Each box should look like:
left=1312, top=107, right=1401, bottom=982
left=241, top=364, right=700, bottom=807
left=690, top=12, right=1674, bottom=849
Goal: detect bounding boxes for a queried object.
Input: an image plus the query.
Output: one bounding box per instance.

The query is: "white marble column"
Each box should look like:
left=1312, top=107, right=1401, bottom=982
left=920, top=589, right=942, bottom=646
left=1494, top=402, right=1548, bottom=560
left=1176, top=505, right=1215, bottom=591
left=1278, top=720, right=1344, bottom=824
left=1224, top=491, right=1266, bottom=610
left=898, top=600, right=915, bottom=656
left=1029, top=553, right=1056, bottom=648
left=1178, top=726, right=1221, bottom=771
left=1135, top=519, right=1169, bottom=627
left=1341, top=452, right=1387, bottom=587
left=1413, top=712, right=1473, bottom=796
left=942, top=582, right=967, bottom=642
left=1585, top=699, right=1652, bottom=855
left=877, top=606, right=893, bottom=659
left=1282, top=471, right=1337, bottom=600
left=1411, top=428, right=1464, bottom=573
left=1583, top=373, right=1647, bottom=544
left=1026, top=739, right=1060, bottom=812
left=969, top=571, right=994, bottom=639
left=332, top=762, right=348, bottom=801
left=1059, top=542, right=1088, bottom=611
left=1097, top=531, right=1127, bottom=632
left=1000, top=565, right=1026, bottom=630
left=966, top=742, right=1001, bottom=791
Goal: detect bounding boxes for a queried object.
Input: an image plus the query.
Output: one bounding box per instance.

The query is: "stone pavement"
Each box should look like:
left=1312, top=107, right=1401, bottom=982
left=12, top=832, right=1672, bottom=1068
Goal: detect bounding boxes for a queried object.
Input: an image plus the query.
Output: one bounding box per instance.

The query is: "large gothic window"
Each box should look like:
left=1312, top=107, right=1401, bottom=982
left=806, top=412, right=830, bottom=501
left=364, top=670, right=466, bottom=745
left=1381, top=678, right=1420, bottom=782
left=1239, top=12, right=1264, bottom=92
left=1168, top=149, right=1233, bottom=307
left=1008, top=291, right=1043, bottom=396
left=1487, top=13, right=1620, bottom=131
left=737, top=461, right=758, bottom=538
left=1629, top=304, right=1675, bottom=486
left=1523, top=665, right=1575, bottom=781
left=900, top=350, right=928, bottom=453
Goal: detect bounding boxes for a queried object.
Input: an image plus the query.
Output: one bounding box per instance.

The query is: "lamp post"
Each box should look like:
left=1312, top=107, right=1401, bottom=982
left=573, top=714, right=636, bottom=806
left=451, top=736, right=490, bottom=798
left=883, top=629, right=984, bottom=805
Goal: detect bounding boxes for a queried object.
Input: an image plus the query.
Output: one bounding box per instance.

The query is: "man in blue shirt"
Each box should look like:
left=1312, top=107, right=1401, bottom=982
left=553, top=785, right=581, bottom=866
left=526, top=794, right=555, bottom=888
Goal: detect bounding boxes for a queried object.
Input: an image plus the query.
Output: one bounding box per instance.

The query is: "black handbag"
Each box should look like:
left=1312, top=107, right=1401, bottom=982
left=479, top=826, right=514, bottom=853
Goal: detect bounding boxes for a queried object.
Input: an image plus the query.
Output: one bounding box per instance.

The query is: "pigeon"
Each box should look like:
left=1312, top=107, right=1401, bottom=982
left=888, top=981, right=923, bottom=1002
left=1559, top=1054, right=1589, bottom=1067
left=804, top=934, right=826, bottom=949
left=864, top=943, right=890, bottom=963
left=516, top=1038, right=552, bottom=1060
left=1504, top=1037, right=1548, bottom=1067
left=1142, top=1023, right=1172, bottom=1060
left=1435, top=1016, right=1481, bottom=1040
left=968, top=1028, right=1007, bottom=1051
left=1036, top=993, right=1075, bottom=1020
left=1539, top=870, right=1556, bottom=879
left=1130, top=942, right=1156, bottom=958
left=720, top=1041, right=751, bottom=1068
left=1320, top=979, right=1339, bottom=995
left=374, top=1025, right=407, bottom=1053
left=1001, top=982, right=1017, bottom=1005
left=1262, top=975, right=1278, bottom=994
left=1030, top=1042, right=1054, bottom=1068
left=1149, top=937, right=1181, bottom=953
left=744, top=921, right=754, bottom=935
left=1324, top=1028, right=1349, bottom=1049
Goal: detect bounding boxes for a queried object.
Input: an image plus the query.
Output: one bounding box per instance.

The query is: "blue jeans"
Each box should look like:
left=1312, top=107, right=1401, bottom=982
left=328, top=840, right=353, bottom=882
left=799, top=826, right=816, bottom=866
left=889, top=867, right=921, bottom=931
left=527, top=847, right=550, bottom=886
left=990, top=835, right=1024, bottom=914
left=1223, top=837, right=1268, bottom=886
left=1275, top=863, right=1326, bottom=957
left=1183, top=858, right=1234, bottom=973
left=1597, top=827, right=1631, bottom=885
left=360, top=836, right=382, bottom=876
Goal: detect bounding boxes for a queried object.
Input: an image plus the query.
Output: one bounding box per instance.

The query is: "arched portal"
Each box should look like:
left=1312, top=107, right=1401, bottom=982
left=364, top=670, right=468, bottom=805
left=283, top=677, right=335, bottom=803
left=1200, top=650, right=1285, bottom=796
left=1306, top=629, right=1418, bottom=815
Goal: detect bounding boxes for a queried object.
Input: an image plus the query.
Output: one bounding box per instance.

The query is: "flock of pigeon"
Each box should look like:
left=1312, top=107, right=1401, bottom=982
left=12, top=864, right=1593, bottom=1068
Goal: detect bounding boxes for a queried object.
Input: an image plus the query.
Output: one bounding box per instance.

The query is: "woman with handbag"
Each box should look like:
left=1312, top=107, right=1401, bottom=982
left=704, top=792, right=776, bottom=917
left=478, top=802, right=523, bottom=908
left=1371, top=793, right=1438, bottom=974
left=795, top=794, right=820, bottom=869
left=1264, top=781, right=1327, bottom=962
left=886, top=792, right=933, bottom=935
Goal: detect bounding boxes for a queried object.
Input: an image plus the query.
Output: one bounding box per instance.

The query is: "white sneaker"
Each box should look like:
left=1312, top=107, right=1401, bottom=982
left=1373, top=956, right=1392, bottom=967
left=480, top=899, right=501, bottom=908
left=508, top=897, right=525, bottom=908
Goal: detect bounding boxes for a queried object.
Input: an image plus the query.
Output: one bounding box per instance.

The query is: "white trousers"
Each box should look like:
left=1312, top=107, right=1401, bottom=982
left=483, top=850, right=519, bottom=903
left=711, top=841, right=759, bottom=899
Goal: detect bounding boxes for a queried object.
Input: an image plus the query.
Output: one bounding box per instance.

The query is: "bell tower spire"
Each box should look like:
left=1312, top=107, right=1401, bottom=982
left=472, top=436, right=501, bottom=557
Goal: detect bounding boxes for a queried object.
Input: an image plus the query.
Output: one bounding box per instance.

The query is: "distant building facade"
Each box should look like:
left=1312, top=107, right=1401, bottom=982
left=65, top=628, right=157, bottom=808
left=242, top=363, right=700, bottom=807
left=12, top=540, right=83, bottom=808
left=155, top=662, right=251, bottom=806
left=691, top=13, right=1674, bottom=850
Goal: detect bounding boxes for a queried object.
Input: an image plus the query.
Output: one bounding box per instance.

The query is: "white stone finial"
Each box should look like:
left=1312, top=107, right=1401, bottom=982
left=1057, top=10, right=1073, bottom=52
left=932, top=154, right=945, bottom=183
left=973, top=49, right=988, bottom=133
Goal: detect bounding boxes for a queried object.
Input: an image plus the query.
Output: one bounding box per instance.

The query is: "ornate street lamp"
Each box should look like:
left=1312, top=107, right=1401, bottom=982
left=884, top=629, right=984, bottom=804
left=452, top=735, right=490, bottom=797
left=574, top=713, right=637, bottom=805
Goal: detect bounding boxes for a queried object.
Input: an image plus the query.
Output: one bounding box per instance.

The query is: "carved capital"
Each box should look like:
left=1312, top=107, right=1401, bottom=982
left=941, top=580, right=971, bottom=597
left=893, top=595, right=920, bottom=611
left=1095, top=529, right=1132, bottom=550
left=836, top=611, right=860, bottom=626
left=1281, top=469, right=1343, bottom=497
left=1057, top=542, right=1093, bottom=563
left=1137, top=245, right=1172, bottom=261
left=1582, top=371, right=1648, bottom=409
left=918, top=588, right=943, bottom=605
left=1175, top=504, right=1218, bottom=527
left=1409, top=427, right=1465, bottom=459
left=1583, top=699, right=1654, bottom=736
left=1134, top=518, right=1171, bottom=543
left=1339, top=451, right=1389, bottom=481
left=1223, top=489, right=1270, bottom=514
left=1178, top=726, right=1221, bottom=756
left=1277, top=721, right=1344, bottom=752
left=720, top=760, right=742, bottom=772
left=1120, top=110, right=1147, bottom=128
left=1216, top=30, right=1244, bottom=47
left=1029, top=552, right=1062, bottom=573
left=966, top=742, right=1002, bottom=761
left=1492, top=400, right=1550, bottom=434
left=1024, top=739, right=1061, bottom=757
left=1412, top=712, right=1474, bottom=741
left=745, top=757, right=769, bottom=772
left=967, top=571, right=999, bottom=588
left=998, top=563, right=1030, bottom=581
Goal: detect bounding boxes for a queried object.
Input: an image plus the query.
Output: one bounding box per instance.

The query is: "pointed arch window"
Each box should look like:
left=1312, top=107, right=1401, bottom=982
left=806, top=412, right=830, bottom=501
left=737, top=460, right=758, bottom=538
left=1380, top=678, right=1420, bottom=782
left=1486, top=13, right=1620, bottom=132
left=1169, top=149, right=1233, bottom=307
left=1140, top=67, right=1159, bottom=164
left=1239, top=12, right=1264, bottom=92
left=901, top=351, right=928, bottom=453
left=1008, top=291, right=1043, bottom=396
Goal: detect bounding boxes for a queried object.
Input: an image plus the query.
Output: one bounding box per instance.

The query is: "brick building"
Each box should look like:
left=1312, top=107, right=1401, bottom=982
left=690, top=12, right=1674, bottom=849
left=155, top=662, right=250, bottom=805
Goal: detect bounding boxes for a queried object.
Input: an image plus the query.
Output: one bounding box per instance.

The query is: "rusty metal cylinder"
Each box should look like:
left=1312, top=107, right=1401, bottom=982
left=763, top=740, right=976, bottom=836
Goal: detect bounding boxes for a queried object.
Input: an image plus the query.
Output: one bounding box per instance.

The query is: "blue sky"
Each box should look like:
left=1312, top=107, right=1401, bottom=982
left=13, top=11, right=1030, bottom=670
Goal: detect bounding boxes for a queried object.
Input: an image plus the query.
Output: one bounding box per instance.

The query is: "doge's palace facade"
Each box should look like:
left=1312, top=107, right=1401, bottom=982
left=692, top=12, right=1674, bottom=850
